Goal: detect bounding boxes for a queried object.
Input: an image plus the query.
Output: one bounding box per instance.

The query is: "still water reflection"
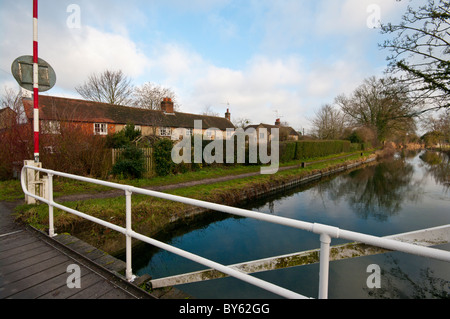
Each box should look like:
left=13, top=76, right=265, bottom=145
left=133, top=150, right=449, bottom=299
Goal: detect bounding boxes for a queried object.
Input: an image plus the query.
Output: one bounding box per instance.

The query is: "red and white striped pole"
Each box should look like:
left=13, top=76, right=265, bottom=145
left=33, top=0, right=39, bottom=162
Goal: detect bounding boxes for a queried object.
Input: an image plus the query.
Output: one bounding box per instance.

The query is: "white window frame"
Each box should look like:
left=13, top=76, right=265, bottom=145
left=159, top=127, right=172, bottom=137
left=185, top=128, right=193, bottom=136
left=94, top=123, right=108, bottom=135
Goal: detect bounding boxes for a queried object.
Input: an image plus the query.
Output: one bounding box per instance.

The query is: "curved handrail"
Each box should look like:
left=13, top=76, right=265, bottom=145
left=20, top=165, right=450, bottom=299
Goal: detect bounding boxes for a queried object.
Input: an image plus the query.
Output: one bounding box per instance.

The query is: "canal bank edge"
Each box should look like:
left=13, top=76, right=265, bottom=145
left=162, top=155, right=377, bottom=234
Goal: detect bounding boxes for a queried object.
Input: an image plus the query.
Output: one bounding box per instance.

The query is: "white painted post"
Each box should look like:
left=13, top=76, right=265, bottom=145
left=24, top=160, right=42, bottom=204
left=47, top=173, right=55, bottom=237
left=125, top=189, right=133, bottom=281
left=318, top=233, right=331, bottom=299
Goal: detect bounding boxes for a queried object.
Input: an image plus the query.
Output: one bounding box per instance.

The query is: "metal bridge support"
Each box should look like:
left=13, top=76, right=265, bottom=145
left=318, top=233, right=331, bottom=299
left=23, top=160, right=43, bottom=205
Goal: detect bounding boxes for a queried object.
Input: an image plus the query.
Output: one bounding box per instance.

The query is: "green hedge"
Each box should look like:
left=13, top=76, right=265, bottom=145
left=349, top=142, right=372, bottom=152
left=153, top=138, right=358, bottom=176
left=279, top=140, right=352, bottom=163
left=279, top=142, right=297, bottom=163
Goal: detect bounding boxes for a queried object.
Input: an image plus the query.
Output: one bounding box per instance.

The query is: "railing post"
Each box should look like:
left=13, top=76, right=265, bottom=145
left=47, top=172, right=55, bottom=237
left=125, top=189, right=134, bottom=282
left=318, top=233, right=331, bottom=299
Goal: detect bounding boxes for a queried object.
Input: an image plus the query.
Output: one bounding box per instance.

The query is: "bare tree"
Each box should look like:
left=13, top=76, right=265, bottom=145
left=310, top=104, right=347, bottom=140
left=133, top=82, right=180, bottom=111
left=0, top=86, right=32, bottom=179
left=380, top=0, right=450, bottom=113
left=201, top=105, right=219, bottom=117
left=232, top=117, right=250, bottom=128
left=335, top=76, right=418, bottom=143
left=76, top=70, right=134, bottom=105
left=421, top=108, right=450, bottom=142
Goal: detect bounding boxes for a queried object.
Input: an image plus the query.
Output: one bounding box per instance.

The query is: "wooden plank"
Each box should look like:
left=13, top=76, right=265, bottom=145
left=10, top=271, right=74, bottom=299
left=0, top=232, right=34, bottom=252
left=0, top=241, right=49, bottom=260
left=0, top=249, right=60, bottom=276
left=0, top=202, right=152, bottom=299
left=0, top=228, right=150, bottom=299
left=68, top=278, right=123, bottom=299
left=0, top=254, right=70, bottom=285
left=0, top=262, right=71, bottom=298
left=0, top=242, right=53, bottom=267
left=6, top=264, right=93, bottom=299
left=38, top=272, right=105, bottom=299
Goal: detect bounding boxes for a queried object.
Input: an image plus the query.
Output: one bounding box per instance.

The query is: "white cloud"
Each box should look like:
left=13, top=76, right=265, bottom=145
left=315, top=0, right=407, bottom=35
left=177, top=54, right=308, bottom=128
left=148, top=43, right=205, bottom=85
left=0, top=1, right=151, bottom=94
left=43, top=26, right=151, bottom=91
left=144, top=41, right=372, bottom=132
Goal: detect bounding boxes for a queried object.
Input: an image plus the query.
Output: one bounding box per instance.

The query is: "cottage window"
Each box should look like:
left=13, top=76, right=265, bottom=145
left=42, top=120, right=61, bottom=134
left=185, top=128, right=193, bottom=136
left=259, top=132, right=265, bottom=139
left=94, top=123, right=108, bottom=135
left=159, top=127, right=171, bottom=136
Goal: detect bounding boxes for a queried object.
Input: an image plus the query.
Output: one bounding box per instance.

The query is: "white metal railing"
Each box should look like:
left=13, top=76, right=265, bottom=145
left=21, top=165, right=450, bottom=299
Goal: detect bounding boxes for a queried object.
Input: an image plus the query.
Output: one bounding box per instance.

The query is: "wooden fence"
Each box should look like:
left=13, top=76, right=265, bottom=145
left=112, top=148, right=155, bottom=177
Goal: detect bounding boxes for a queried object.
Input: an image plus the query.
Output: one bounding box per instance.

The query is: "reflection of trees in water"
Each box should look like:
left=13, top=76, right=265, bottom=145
left=419, top=151, right=450, bottom=194
left=364, top=254, right=450, bottom=299
left=312, top=157, right=422, bottom=221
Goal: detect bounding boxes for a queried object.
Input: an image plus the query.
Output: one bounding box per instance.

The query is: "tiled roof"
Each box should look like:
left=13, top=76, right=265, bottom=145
left=23, top=95, right=235, bottom=130
left=245, top=123, right=299, bottom=136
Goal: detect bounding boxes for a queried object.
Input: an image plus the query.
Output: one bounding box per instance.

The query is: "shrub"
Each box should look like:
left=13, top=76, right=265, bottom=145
left=106, top=123, right=141, bottom=148
left=40, top=123, right=111, bottom=178
left=154, top=139, right=175, bottom=176
left=112, top=145, right=145, bottom=179
left=0, top=123, right=32, bottom=180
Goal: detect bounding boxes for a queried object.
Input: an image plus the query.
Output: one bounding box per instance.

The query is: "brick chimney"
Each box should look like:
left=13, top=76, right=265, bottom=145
left=161, top=98, right=174, bottom=113
left=225, top=108, right=231, bottom=121
left=275, top=118, right=281, bottom=126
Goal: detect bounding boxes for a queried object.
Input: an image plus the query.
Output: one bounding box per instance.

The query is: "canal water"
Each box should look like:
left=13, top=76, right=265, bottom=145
left=133, top=150, right=450, bottom=299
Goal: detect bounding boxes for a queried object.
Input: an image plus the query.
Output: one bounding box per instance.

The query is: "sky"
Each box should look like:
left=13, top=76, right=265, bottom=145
left=0, top=0, right=425, bottom=133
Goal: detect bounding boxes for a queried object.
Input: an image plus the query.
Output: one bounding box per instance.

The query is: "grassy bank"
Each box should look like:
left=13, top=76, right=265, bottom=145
left=0, top=151, right=368, bottom=202
left=13, top=151, right=375, bottom=254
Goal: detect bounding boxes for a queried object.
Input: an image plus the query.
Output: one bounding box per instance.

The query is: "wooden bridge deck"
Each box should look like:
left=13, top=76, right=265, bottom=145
left=0, top=228, right=153, bottom=299
left=0, top=199, right=155, bottom=300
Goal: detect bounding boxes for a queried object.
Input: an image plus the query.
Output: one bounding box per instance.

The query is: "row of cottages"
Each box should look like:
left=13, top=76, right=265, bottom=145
left=245, top=118, right=300, bottom=142
left=22, top=95, right=236, bottom=140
